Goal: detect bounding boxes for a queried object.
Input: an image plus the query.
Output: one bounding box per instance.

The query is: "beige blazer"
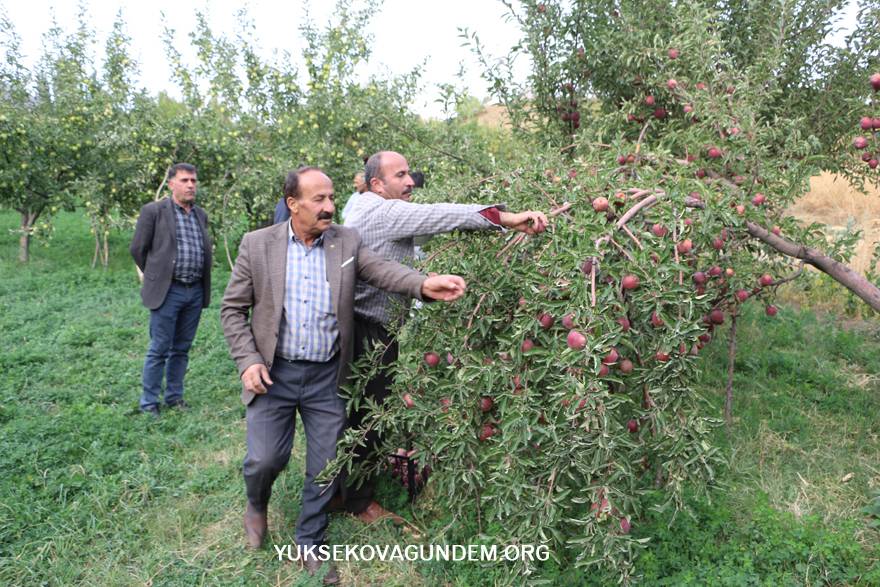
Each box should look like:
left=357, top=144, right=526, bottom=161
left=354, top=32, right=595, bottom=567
left=220, top=221, right=427, bottom=405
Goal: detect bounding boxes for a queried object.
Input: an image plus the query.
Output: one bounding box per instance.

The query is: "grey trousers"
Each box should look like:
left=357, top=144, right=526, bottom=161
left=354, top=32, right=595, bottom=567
left=242, top=353, right=344, bottom=547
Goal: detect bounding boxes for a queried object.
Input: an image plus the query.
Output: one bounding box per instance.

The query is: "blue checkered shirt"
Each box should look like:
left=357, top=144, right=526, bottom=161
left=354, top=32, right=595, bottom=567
left=276, top=223, right=339, bottom=362
left=172, top=200, right=204, bottom=283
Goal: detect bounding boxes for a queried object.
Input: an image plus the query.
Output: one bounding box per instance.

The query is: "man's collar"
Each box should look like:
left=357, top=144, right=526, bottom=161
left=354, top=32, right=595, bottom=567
left=288, top=221, right=325, bottom=247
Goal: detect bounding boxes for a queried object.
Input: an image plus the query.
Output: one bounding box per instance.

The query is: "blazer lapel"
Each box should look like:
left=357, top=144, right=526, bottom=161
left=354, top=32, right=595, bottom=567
left=162, top=197, right=177, bottom=242
left=323, top=226, right=342, bottom=317
left=267, top=222, right=289, bottom=312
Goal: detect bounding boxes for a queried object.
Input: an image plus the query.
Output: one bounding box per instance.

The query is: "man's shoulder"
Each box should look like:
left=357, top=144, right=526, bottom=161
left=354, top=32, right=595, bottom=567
left=328, top=224, right=360, bottom=243
left=139, top=198, right=167, bottom=214
left=344, top=192, right=387, bottom=225
left=242, top=221, right=286, bottom=244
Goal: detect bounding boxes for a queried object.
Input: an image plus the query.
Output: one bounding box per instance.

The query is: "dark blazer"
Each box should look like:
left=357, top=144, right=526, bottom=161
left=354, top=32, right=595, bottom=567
left=130, top=197, right=213, bottom=310
left=220, top=222, right=426, bottom=405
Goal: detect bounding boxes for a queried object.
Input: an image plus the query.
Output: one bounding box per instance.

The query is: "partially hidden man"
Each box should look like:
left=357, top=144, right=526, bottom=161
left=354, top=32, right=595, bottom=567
left=219, top=166, right=466, bottom=585
left=130, top=163, right=212, bottom=417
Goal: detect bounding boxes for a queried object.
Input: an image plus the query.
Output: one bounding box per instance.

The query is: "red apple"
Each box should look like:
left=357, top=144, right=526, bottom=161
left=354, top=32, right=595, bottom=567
left=692, top=271, right=707, bottom=285
left=696, top=82, right=707, bottom=90
left=765, top=305, right=778, bottom=317
left=709, top=309, right=725, bottom=325
left=735, top=204, right=746, bottom=215
left=759, top=274, right=773, bottom=287
left=708, top=266, right=722, bottom=277
left=677, top=239, right=693, bottom=254
left=667, top=48, right=679, bottom=59
left=597, top=364, right=610, bottom=377
left=479, top=396, right=494, bottom=413
left=751, top=193, right=766, bottom=206
left=712, top=238, right=724, bottom=250
left=619, top=359, right=634, bottom=374
left=446, top=352, right=455, bottom=365
left=538, top=312, right=554, bottom=329
left=735, top=289, right=749, bottom=302
left=853, top=136, right=869, bottom=149
left=621, top=274, right=640, bottom=290
left=620, top=518, right=632, bottom=534
left=403, top=393, right=415, bottom=408
left=617, top=317, right=631, bottom=332
left=479, top=424, right=495, bottom=441
left=424, top=352, right=440, bottom=367
left=667, top=78, right=678, bottom=90
left=562, top=313, right=575, bottom=329
left=440, top=397, right=450, bottom=413
left=602, top=348, right=619, bottom=365
left=645, top=95, right=655, bottom=106
left=592, top=197, right=609, bottom=212
left=566, top=330, right=587, bottom=350
left=627, top=419, right=639, bottom=433
left=521, top=339, right=535, bottom=353
left=651, top=312, right=664, bottom=327
left=652, top=223, right=668, bottom=237
left=655, top=351, right=670, bottom=362
left=870, top=72, right=880, bottom=91
left=707, top=146, right=722, bottom=159
left=861, top=117, right=873, bottom=130
left=771, top=225, right=781, bottom=236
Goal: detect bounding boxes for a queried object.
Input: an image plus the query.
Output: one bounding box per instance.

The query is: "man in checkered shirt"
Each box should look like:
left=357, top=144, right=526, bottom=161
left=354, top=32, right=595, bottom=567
left=341, top=150, right=548, bottom=524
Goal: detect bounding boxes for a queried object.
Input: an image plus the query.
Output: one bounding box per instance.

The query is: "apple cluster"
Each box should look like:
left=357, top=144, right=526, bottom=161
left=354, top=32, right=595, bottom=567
left=852, top=73, right=880, bottom=170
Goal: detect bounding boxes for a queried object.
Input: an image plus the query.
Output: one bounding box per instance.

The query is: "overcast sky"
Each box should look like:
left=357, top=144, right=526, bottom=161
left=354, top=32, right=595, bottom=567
left=0, top=0, right=529, bottom=118
left=0, top=1, right=859, bottom=119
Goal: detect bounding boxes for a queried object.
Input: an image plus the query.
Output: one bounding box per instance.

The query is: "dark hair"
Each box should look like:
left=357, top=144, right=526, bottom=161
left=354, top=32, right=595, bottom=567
left=167, top=163, right=197, bottom=180
left=364, top=152, right=384, bottom=189
left=283, top=166, right=323, bottom=200
left=410, top=171, right=425, bottom=189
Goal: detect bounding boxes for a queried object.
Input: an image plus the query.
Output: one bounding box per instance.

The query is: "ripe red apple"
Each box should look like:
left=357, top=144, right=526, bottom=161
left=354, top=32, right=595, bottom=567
left=561, top=313, right=575, bottom=329
left=861, top=117, right=873, bottom=130
left=853, top=136, right=869, bottom=149
left=479, top=424, right=495, bottom=442
left=538, top=312, right=554, bottom=329
left=655, top=351, right=670, bottom=362
left=725, top=267, right=735, bottom=277
left=684, top=217, right=693, bottom=226
left=568, top=169, right=577, bottom=179
left=512, top=374, right=522, bottom=390
left=424, top=352, right=440, bottom=367
left=602, top=348, right=619, bottom=365
left=874, top=118, right=880, bottom=130
left=735, top=289, right=750, bottom=302
left=667, top=48, right=679, bottom=59
left=617, top=154, right=627, bottom=165
left=580, top=259, right=594, bottom=275
left=751, top=193, right=766, bottom=206
left=617, top=317, right=631, bottom=332
left=440, top=397, right=450, bottom=413
left=627, top=419, right=639, bottom=433
left=683, top=103, right=694, bottom=114
left=707, top=146, right=722, bottom=159
left=597, top=364, right=610, bottom=377
left=735, top=204, right=746, bottom=215
left=666, top=78, right=678, bottom=90
left=653, top=107, right=667, bottom=120
left=619, top=359, right=634, bottom=374
left=695, top=168, right=707, bottom=178
left=871, top=72, right=880, bottom=91
left=708, top=266, right=722, bottom=277
left=479, top=396, right=494, bottom=413
left=696, top=82, right=707, bottom=90
left=651, top=311, right=664, bottom=327
left=771, top=225, right=781, bottom=236
left=698, top=333, right=711, bottom=343
left=620, top=518, right=632, bottom=534
left=621, top=274, right=640, bottom=290
left=652, top=223, right=668, bottom=237
left=521, top=339, right=535, bottom=353
left=712, top=238, right=724, bottom=250
left=709, top=309, right=725, bottom=325
left=765, top=305, right=778, bottom=317
left=759, top=274, right=773, bottom=287
left=403, top=393, right=415, bottom=408
left=692, top=271, right=707, bottom=285
left=677, top=239, right=693, bottom=254
left=592, top=197, right=609, bottom=212
left=446, top=352, right=455, bottom=365
left=566, top=330, right=587, bottom=350
left=645, top=95, right=655, bottom=106
left=870, top=159, right=879, bottom=169
left=518, top=296, right=527, bottom=308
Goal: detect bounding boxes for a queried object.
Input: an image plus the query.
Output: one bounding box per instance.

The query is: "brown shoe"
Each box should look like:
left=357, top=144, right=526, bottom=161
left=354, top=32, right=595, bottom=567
left=354, top=501, right=406, bottom=526
left=243, top=503, right=267, bottom=549
left=303, top=553, right=340, bottom=585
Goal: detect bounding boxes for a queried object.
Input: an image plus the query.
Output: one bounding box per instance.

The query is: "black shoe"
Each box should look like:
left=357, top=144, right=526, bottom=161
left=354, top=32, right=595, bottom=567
left=140, top=405, right=161, bottom=418
left=166, top=399, right=189, bottom=410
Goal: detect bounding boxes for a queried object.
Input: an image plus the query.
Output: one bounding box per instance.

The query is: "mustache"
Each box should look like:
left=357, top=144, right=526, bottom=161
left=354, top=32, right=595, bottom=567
left=317, top=212, right=334, bottom=220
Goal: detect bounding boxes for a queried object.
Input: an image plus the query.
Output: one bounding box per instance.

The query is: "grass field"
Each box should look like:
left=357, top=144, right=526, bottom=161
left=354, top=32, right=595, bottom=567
left=1, top=211, right=879, bottom=586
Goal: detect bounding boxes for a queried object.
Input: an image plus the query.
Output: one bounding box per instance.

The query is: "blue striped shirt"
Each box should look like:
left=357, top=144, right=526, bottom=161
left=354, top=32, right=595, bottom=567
left=276, top=223, right=339, bottom=362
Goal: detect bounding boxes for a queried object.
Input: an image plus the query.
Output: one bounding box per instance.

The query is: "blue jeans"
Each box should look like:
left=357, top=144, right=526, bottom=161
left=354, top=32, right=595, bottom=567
left=140, top=281, right=204, bottom=409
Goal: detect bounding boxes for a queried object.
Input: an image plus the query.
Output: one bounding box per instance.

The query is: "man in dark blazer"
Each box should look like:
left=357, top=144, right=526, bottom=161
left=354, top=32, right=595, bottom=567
left=130, top=163, right=212, bottom=417
left=220, top=166, right=464, bottom=584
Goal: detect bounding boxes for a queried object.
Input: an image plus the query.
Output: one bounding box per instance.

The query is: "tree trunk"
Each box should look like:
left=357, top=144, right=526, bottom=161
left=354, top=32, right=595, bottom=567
left=19, top=211, right=36, bottom=263
left=724, top=312, right=738, bottom=428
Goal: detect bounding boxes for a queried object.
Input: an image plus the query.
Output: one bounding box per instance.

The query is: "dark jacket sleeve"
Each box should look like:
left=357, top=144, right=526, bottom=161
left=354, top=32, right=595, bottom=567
left=273, top=198, right=290, bottom=225
left=130, top=203, right=156, bottom=271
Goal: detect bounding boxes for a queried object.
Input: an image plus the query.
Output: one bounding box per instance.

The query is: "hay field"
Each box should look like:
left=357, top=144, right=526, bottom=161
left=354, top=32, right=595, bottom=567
left=788, top=173, right=880, bottom=274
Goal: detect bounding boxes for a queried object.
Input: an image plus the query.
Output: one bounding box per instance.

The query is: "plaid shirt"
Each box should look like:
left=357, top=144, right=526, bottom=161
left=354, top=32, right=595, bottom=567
left=344, top=192, right=502, bottom=324
left=276, top=223, right=339, bottom=362
left=172, top=201, right=204, bottom=283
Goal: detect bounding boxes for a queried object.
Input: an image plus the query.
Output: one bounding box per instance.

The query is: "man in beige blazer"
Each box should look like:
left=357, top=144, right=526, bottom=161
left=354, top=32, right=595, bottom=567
left=220, top=166, right=465, bottom=584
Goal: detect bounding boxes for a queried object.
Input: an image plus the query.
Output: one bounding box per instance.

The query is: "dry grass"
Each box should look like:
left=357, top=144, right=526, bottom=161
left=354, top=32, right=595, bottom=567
left=785, top=173, right=880, bottom=274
